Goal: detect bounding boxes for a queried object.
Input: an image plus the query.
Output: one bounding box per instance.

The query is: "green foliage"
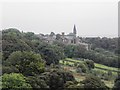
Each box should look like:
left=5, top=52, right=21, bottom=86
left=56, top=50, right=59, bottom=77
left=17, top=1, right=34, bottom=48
left=27, top=76, right=48, bottom=88
left=2, top=73, right=32, bottom=89
left=64, top=45, right=87, bottom=58
left=6, top=51, right=45, bottom=76
left=107, top=70, right=112, bottom=76
left=2, top=28, right=119, bottom=89
left=2, top=28, right=22, bottom=39
left=64, top=81, right=83, bottom=89
left=84, top=60, right=95, bottom=70
left=23, top=32, right=39, bottom=40
left=40, top=69, right=75, bottom=89
left=113, top=73, right=120, bottom=89
left=76, top=63, right=87, bottom=73
left=64, top=81, right=74, bottom=87
left=38, top=43, right=65, bottom=65
left=82, top=37, right=118, bottom=53
left=48, top=69, right=75, bottom=89
left=2, top=66, right=19, bottom=74
left=2, top=28, right=118, bottom=68
left=2, top=29, right=31, bottom=59
left=64, top=42, right=118, bottom=68
left=49, top=71, right=64, bottom=89
left=84, top=50, right=118, bottom=68
left=82, top=74, right=108, bottom=89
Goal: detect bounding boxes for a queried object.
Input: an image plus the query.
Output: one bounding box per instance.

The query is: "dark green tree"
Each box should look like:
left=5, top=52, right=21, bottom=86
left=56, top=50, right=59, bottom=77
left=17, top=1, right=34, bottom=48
left=113, top=73, right=120, bottom=89
left=2, top=28, right=31, bottom=59
left=27, top=76, right=48, bottom=88
left=38, top=43, right=65, bottom=65
left=84, top=60, right=95, bottom=70
left=76, top=63, right=87, bottom=73
left=82, top=75, right=108, bottom=89
left=6, top=51, right=45, bottom=76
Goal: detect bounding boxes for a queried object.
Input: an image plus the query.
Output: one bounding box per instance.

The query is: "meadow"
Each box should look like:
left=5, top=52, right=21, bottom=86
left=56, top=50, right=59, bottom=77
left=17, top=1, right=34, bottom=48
left=60, top=58, right=119, bottom=88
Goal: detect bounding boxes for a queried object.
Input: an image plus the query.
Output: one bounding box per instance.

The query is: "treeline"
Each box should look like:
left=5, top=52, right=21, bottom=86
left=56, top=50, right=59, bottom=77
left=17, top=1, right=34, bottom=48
left=80, top=37, right=119, bottom=54
left=64, top=45, right=119, bottom=68
left=2, top=28, right=65, bottom=65
left=2, top=28, right=119, bottom=68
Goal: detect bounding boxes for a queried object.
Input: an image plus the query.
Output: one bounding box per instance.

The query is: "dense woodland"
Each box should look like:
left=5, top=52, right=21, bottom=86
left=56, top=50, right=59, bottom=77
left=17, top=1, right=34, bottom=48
left=1, top=28, right=120, bottom=89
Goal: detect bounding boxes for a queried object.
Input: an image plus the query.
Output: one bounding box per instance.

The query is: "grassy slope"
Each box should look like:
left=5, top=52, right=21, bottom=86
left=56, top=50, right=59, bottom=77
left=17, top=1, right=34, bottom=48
left=60, top=58, right=117, bottom=88
left=60, top=58, right=119, bottom=73
left=61, top=64, right=114, bottom=88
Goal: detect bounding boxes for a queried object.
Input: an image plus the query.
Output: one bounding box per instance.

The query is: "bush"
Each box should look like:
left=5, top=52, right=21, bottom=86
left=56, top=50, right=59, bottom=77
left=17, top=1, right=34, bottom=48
left=2, top=73, right=32, bottom=89
left=107, top=70, right=112, bottom=76
left=48, top=69, right=75, bottom=89
left=82, top=74, right=108, bottom=89
left=40, top=69, right=75, bottom=90
left=84, top=60, right=95, bottom=70
left=64, top=81, right=83, bottom=89
left=2, top=66, right=19, bottom=74
left=113, top=73, right=120, bottom=89
left=27, top=76, right=48, bottom=88
left=76, top=63, right=87, bottom=73
left=6, top=51, right=45, bottom=76
left=37, top=43, right=65, bottom=65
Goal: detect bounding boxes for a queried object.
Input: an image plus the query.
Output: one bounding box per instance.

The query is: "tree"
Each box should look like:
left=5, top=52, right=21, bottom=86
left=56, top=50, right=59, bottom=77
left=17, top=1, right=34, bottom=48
left=82, top=37, right=118, bottom=52
left=82, top=75, right=108, bottom=89
left=40, top=69, right=75, bottom=90
left=27, top=76, right=48, bottom=88
left=37, top=43, right=65, bottom=65
left=56, top=34, right=62, bottom=40
left=113, top=73, right=120, bottom=89
left=64, top=45, right=77, bottom=58
left=76, top=63, right=87, bottom=73
left=2, top=66, right=19, bottom=74
left=2, top=29, right=31, bottom=60
left=50, top=32, right=55, bottom=36
left=107, top=70, right=112, bottom=76
left=64, top=81, right=83, bottom=89
left=23, top=32, right=40, bottom=40
left=2, top=73, right=32, bottom=89
left=6, top=51, right=45, bottom=76
left=49, top=70, right=64, bottom=90
left=64, top=45, right=87, bottom=58
left=84, top=60, right=95, bottom=70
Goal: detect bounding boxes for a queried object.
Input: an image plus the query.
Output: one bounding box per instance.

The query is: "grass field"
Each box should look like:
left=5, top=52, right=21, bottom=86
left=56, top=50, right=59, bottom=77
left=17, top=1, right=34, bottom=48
left=95, top=63, right=119, bottom=72
left=60, top=58, right=119, bottom=73
left=59, top=58, right=119, bottom=88
left=61, top=64, right=115, bottom=88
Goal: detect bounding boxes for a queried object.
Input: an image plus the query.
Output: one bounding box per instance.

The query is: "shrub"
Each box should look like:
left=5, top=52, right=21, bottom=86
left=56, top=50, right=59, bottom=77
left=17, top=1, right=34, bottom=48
left=76, top=63, right=87, bottom=73
left=82, top=74, right=108, bottom=89
left=6, top=51, right=45, bottom=76
left=84, top=60, right=95, bottom=70
left=2, top=66, right=19, bottom=74
left=27, top=76, right=48, bottom=88
left=2, top=73, right=32, bottom=89
left=113, top=73, right=120, bottom=89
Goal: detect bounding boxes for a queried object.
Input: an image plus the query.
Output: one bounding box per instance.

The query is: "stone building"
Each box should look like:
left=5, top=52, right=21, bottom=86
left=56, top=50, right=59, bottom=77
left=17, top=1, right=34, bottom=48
left=37, top=25, right=89, bottom=50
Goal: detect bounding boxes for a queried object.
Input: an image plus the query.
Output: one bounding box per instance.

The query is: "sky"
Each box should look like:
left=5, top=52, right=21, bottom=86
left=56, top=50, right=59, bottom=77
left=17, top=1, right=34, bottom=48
left=1, top=0, right=119, bottom=37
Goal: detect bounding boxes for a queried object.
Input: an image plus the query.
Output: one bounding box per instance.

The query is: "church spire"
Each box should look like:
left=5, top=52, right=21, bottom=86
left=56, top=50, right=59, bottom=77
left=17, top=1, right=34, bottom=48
left=73, top=24, right=77, bottom=35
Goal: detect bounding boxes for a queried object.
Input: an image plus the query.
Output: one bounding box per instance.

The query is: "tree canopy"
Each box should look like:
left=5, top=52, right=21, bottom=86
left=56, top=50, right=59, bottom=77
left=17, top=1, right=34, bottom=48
left=2, top=73, right=32, bottom=89
left=6, top=51, right=45, bottom=76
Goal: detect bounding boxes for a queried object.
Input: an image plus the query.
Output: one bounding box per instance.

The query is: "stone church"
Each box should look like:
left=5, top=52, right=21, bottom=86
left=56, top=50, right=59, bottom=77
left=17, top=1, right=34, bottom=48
left=37, top=25, right=89, bottom=50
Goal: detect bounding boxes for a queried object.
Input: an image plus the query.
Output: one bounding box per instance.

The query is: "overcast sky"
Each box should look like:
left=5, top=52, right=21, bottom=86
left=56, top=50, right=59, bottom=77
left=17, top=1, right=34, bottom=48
left=1, top=0, right=118, bottom=37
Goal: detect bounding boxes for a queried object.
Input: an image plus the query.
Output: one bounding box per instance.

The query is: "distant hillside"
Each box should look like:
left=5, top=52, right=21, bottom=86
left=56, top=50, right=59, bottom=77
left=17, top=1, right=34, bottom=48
left=80, top=37, right=119, bottom=54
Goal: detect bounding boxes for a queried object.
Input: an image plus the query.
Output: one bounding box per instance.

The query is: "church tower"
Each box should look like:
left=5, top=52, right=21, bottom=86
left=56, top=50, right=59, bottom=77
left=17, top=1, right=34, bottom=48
left=73, top=24, right=77, bottom=35
left=73, top=24, right=77, bottom=44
